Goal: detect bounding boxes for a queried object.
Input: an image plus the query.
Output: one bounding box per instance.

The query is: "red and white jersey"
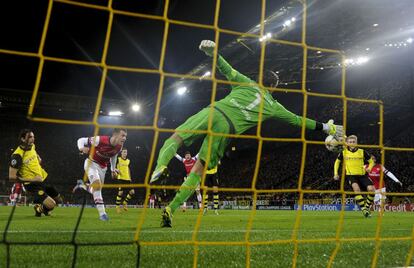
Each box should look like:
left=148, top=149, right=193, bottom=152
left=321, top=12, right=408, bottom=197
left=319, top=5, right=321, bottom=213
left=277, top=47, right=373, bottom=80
left=11, top=182, right=24, bottom=195
left=78, top=136, right=122, bottom=169
left=182, top=158, right=197, bottom=175
left=366, top=164, right=387, bottom=189
left=175, top=153, right=198, bottom=175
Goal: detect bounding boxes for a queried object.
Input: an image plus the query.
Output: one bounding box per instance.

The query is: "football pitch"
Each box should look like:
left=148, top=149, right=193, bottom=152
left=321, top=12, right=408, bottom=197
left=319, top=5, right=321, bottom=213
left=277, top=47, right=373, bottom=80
left=1, top=207, right=413, bottom=267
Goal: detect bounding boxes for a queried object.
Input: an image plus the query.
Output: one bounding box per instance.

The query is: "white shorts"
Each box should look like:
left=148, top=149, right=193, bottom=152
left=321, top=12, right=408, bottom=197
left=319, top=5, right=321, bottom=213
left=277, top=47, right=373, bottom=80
left=374, top=187, right=386, bottom=203
left=84, top=159, right=107, bottom=184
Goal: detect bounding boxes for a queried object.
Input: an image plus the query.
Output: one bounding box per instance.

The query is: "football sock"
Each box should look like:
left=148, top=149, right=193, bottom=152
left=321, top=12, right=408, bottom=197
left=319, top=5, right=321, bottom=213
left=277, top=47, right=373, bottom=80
left=213, top=194, right=219, bottom=210
left=365, top=193, right=374, bottom=210
left=115, top=189, right=123, bottom=207
left=169, top=172, right=201, bottom=213
left=93, top=190, right=106, bottom=216
left=197, top=192, right=202, bottom=207
left=355, top=194, right=365, bottom=209
left=123, top=193, right=132, bottom=205
left=203, top=193, right=209, bottom=208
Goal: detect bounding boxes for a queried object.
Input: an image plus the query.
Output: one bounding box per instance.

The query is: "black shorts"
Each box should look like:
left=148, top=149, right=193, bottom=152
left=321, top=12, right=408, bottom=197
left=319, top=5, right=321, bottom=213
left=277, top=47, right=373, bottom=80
left=24, top=182, right=59, bottom=203
left=116, top=179, right=132, bottom=191
left=346, top=175, right=373, bottom=190
left=205, top=173, right=219, bottom=187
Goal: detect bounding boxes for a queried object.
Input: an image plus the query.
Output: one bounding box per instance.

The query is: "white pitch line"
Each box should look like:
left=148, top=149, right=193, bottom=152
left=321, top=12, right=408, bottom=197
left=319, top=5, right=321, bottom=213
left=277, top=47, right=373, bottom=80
left=4, top=229, right=273, bottom=234
left=3, top=228, right=411, bottom=234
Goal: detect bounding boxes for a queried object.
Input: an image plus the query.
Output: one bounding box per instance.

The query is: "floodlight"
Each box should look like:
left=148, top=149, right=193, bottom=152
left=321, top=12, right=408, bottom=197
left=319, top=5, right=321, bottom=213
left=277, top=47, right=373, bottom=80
left=108, top=111, right=123, bottom=116
left=132, top=104, right=140, bottom=112
left=177, top=87, right=187, bottom=95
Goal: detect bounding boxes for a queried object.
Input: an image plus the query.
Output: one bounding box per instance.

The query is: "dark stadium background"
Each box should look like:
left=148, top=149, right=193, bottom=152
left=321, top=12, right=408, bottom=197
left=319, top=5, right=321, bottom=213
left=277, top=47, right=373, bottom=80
left=0, top=0, right=413, bottom=205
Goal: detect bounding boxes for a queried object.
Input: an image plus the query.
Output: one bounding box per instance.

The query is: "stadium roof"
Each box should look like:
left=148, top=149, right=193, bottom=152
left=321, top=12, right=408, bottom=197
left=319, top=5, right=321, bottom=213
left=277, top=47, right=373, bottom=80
left=0, top=0, right=413, bottom=123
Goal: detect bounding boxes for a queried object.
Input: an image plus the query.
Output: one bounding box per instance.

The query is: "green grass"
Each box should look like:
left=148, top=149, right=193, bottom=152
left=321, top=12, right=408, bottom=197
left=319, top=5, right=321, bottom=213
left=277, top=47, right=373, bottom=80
left=0, top=206, right=413, bottom=267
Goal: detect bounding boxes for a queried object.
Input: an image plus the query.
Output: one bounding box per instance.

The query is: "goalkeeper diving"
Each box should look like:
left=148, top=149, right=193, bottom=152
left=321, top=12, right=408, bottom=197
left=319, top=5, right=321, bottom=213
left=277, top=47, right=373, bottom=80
left=151, top=40, right=343, bottom=227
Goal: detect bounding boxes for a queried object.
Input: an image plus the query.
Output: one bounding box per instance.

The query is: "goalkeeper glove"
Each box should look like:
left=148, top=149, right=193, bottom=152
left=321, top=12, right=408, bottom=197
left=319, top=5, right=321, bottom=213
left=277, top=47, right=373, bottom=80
left=324, top=119, right=344, bottom=139
left=199, top=40, right=215, bottom=57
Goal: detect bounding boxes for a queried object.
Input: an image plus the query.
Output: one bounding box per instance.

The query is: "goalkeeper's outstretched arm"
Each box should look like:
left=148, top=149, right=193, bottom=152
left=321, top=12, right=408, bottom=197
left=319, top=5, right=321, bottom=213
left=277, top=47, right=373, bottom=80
left=198, top=40, right=344, bottom=137
left=199, top=40, right=254, bottom=85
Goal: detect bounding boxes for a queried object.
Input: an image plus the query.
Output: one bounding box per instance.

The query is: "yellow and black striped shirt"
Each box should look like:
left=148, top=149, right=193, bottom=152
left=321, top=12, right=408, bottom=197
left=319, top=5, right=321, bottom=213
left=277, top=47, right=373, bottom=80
left=116, top=157, right=131, bottom=181
left=334, top=147, right=373, bottom=176
left=10, top=144, right=48, bottom=182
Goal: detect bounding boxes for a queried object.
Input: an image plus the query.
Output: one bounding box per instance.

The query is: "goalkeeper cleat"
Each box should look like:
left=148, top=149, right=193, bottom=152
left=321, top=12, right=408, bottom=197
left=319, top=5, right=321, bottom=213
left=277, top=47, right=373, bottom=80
left=34, top=204, right=42, bottom=217
left=161, top=207, right=172, bottom=228
left=325, top=119, right=344, bottom=140
left=150, top=166, right=168, bottom=183
left=72, top=179, right=87, bottom=193
left=99, top=213, right=109, bottom=221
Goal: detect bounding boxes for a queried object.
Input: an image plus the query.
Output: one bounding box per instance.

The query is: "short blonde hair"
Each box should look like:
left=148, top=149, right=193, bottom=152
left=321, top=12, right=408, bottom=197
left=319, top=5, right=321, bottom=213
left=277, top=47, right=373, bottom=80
left=346, top=135, right=358, bottom=142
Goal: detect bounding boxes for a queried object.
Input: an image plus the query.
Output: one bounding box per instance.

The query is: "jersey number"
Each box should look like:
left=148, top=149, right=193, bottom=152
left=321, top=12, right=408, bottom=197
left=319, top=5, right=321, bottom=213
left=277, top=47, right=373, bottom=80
left=246, top=93, right=261, bottom=110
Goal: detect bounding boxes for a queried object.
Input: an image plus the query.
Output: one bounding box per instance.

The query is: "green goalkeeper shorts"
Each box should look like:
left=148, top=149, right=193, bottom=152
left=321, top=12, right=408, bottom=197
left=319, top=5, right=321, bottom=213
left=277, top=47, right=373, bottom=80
left=176, top=107, right=234, bottom=169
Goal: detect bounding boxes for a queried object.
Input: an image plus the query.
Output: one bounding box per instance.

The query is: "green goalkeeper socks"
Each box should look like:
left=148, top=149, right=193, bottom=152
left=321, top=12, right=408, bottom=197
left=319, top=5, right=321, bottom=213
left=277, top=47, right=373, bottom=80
left=169, top=172, right=201, bottom=213
left=155, top=137, right=180, bottom=170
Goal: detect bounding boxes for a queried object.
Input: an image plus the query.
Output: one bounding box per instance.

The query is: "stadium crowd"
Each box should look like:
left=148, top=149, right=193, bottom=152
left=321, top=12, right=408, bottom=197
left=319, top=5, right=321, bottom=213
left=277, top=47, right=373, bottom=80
left=1, top=73, right=413, bottom=206
left=1, top=122, right=412, bottom=206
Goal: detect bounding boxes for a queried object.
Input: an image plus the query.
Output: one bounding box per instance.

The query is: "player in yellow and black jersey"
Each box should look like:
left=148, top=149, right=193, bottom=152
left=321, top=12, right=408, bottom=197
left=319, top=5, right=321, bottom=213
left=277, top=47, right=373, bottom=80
left=333, top=135, right=375, bottom=217
left=8, top=129, right=61, bottom=217
left=115, top=149, right=134, bottom=213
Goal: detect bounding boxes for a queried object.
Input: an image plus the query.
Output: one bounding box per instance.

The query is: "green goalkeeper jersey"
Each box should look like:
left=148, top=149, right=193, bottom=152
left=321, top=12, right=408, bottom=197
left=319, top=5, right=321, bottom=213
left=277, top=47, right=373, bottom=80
left=214, top=55, right=317, bottom=134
